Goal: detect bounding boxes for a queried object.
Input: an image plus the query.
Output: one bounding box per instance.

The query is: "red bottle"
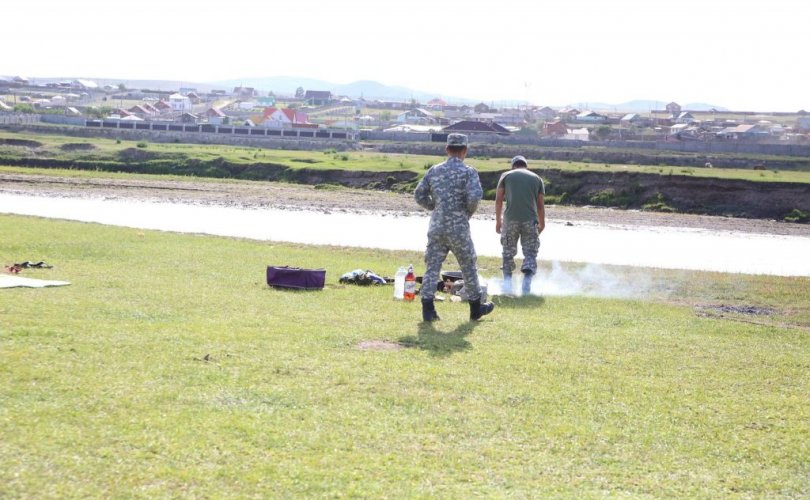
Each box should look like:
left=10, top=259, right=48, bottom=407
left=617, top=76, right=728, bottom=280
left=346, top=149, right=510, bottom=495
left=404, top=264, right=416, bottom=301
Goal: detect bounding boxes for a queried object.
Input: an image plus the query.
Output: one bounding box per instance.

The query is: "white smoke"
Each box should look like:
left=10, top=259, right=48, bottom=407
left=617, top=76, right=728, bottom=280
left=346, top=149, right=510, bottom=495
left=485, top=260, right=653, bottom=298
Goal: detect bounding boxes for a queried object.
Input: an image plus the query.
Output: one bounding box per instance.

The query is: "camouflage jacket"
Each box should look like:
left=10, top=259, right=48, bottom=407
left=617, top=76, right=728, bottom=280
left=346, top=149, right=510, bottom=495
left=414, top=156, right=483, bottom=233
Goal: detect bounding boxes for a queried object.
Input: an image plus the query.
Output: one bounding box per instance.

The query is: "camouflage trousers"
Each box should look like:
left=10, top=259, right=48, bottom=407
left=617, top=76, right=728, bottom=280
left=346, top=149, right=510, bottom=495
left=501, top=220, right=540, bottom=275
left=422, top=229, right=481, bottom=301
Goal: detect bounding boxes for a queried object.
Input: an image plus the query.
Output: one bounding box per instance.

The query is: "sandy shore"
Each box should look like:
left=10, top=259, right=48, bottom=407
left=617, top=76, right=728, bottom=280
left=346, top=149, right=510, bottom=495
left=2, top=172, right=809, bottom=237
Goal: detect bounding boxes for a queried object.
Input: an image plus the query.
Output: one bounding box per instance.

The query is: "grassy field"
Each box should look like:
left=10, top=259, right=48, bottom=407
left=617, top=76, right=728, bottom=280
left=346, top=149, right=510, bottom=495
left=2, top=129, right=810, bottom=184
left=1, top=214, right=809, bottom=497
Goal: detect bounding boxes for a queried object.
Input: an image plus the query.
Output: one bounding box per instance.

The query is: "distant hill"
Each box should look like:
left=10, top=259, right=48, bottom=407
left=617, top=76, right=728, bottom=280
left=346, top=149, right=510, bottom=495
left=569, top=100, right=728, bottom=113
left=683, top=102, right=729, bottom=112
left=213, top=76, right=460, bottom=103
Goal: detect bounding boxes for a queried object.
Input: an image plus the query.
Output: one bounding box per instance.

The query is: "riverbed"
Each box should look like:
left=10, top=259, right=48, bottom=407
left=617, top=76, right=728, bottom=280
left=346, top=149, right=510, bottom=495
left=2, top=192, right=808, bottom=277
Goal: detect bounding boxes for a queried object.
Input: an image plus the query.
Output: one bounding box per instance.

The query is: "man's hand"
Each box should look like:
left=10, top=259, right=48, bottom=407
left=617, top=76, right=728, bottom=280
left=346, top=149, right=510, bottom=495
left=496, top=220, right=502, bottom=234
left=537, top=223, right=545, bottom=234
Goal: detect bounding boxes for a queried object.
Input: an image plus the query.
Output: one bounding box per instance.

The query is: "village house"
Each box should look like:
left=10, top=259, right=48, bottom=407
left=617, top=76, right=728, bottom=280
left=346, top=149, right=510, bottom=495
left=238, top=100, right=259, bottom=111
left=168, top=93, right=192, bottom=112
left=564, top=127, right=590, bottom=141
left=575, top=111, right=607, bottom=123
left=473, top=102, right=492, bottom=113
left=127, top=104, right=155, bottom=118
left=71, top=79, right=98, bottom=90
left=426, top=98, right=447, bottom=110
left=620, top=113, right=645, bottom=127
left=261, top=107, right=310, bottom=128
left=443, top=120, right=510, bottom=135
left=542, top=120, right=568, bottom=137
left=716, top=124, right=768, bottom=141
left=141, top=103, right=159, bottom=114
left=558, top=107, right=580, bottom=121
left=666, top=102, right=682, bottom=116
left=232, top=87, right=258, bottom=99
left=153, top=100, right=172, bottom=113
left=205, top=107, right=229, bottom=125
left=179, top=112, right=199, bottom=124
left=120, top=114, right=144, bottom=123
left=396, top=108, right=438, bottom=125
left=537, top=106, right=557, bottom=120
left=304, top=90, right=332, bottom=106
left=675, top=112, right=696, bottom=124
left=111, top=108, right=134, bottom=119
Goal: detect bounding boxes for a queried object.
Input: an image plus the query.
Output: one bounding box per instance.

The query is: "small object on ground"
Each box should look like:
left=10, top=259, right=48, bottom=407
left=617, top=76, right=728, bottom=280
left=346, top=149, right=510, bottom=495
left=404, top=264, right=416, bottom=301
left=449, top=280, right=488, bottom=302
left=266, top=265, right=326, bottom=290
left=0, top=275, right=71, bottom=288
left=441, top=271, right=463, bottom=282
left=5, top=264, right=22, bottom=274
left=14, top=261, right=53, bottom=269
left=339, top=269, right=388, bottom=286
left=393, top=266, right=407, bottom=299
left=565, top=222, right=574, bottom=226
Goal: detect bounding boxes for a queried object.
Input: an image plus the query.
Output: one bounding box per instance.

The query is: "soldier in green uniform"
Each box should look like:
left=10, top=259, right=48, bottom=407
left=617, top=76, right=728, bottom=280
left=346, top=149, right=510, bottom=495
left=495, top=155, right=545, bottom=295
left=414, top=133, right=495, bottom=322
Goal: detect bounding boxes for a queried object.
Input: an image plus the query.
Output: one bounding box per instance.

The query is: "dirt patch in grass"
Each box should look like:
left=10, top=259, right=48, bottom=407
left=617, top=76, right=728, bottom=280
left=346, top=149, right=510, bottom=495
left=357, top=340, right=404, bottom=351
left=117, top=147, right=162, bottom=161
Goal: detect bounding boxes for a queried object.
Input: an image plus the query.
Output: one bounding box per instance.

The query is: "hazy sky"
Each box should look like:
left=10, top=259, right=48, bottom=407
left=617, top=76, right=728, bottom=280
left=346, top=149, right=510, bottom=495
left=2, top=0, right=807, bottom=111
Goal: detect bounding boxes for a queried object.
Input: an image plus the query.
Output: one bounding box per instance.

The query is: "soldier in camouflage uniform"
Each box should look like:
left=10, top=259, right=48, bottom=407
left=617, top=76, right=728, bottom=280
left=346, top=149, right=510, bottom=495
left=414, top=133, right=495, bottom=322
left=495, top=155, right=545, bottom=295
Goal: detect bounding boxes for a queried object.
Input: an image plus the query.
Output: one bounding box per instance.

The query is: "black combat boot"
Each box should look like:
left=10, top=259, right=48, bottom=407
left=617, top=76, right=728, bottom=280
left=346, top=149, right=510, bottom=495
left=421, top=298, right=440, bottom=322
left=469, top=299, right=495, bottom=321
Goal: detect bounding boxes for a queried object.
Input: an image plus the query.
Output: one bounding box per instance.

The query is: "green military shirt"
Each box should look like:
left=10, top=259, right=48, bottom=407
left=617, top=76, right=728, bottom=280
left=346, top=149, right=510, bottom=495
left=497, top=168, right=545, bottom=223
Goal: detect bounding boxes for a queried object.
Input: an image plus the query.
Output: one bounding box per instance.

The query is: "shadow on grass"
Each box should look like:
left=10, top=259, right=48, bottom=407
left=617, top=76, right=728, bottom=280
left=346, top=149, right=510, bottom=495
left=491, top=295, right=546, bottom=310
left=398, top=320, right=480, bottom=358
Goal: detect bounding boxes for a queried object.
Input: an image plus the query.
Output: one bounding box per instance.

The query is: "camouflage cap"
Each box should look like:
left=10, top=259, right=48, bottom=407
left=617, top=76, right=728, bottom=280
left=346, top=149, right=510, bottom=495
left=510, top=155, right=528, bottom=167
left=446, top=133, right=468, bottom=147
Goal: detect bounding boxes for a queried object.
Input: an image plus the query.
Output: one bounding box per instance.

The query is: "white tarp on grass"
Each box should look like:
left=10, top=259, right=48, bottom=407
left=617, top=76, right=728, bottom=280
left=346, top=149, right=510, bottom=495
left=0, top=275, right=71, bottom=289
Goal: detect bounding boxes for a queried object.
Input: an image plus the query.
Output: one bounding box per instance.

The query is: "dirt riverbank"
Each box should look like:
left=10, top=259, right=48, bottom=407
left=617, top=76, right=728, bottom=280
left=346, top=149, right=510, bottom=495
left=2, top=172, right=809, bottom=237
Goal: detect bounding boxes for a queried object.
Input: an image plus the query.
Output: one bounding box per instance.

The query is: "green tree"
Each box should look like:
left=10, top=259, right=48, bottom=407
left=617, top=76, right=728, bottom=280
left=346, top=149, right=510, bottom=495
left=295, top=86, right=304, bottom=98
left=13, top=104, right=35, bottom=114
left=117, top=83, right=127, bottom=91
left=85, top=106, right=113, bottom=119
left=593, top=125, right=612, bottom=141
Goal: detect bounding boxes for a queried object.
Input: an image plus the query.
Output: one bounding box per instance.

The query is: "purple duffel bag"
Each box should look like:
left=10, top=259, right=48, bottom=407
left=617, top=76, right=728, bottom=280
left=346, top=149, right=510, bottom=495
left=266, top=265, right=326, bottom=290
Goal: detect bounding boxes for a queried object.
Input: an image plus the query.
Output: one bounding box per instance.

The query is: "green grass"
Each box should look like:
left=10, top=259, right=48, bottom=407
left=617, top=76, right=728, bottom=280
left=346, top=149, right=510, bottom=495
left=1, top=215, right=809, bottom=496
left=3, top=129, right=810, bottom=184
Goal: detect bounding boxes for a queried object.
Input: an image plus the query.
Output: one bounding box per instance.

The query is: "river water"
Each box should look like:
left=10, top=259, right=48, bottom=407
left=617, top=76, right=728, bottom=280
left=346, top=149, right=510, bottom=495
left=1, top=193, right=809, bottom=277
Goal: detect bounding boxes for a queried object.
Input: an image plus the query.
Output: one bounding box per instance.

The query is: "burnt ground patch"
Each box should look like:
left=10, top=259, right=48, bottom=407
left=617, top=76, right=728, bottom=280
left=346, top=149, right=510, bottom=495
left=0, top=138, right=43, bottom=148
left=60, top=143, right=97, bottom=151
left=697, top=304, right=777, bottom=316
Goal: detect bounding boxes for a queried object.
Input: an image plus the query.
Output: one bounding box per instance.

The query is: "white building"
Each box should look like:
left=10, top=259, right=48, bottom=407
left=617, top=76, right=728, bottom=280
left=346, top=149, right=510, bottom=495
left=564, top=127, right=590, bottom=141
left=168, top=93, right=192, bottom=112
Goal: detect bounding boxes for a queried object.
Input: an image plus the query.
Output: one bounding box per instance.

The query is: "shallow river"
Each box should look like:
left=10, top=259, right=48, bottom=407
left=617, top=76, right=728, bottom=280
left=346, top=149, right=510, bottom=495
left=2, top=193, right=809, bottom=277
